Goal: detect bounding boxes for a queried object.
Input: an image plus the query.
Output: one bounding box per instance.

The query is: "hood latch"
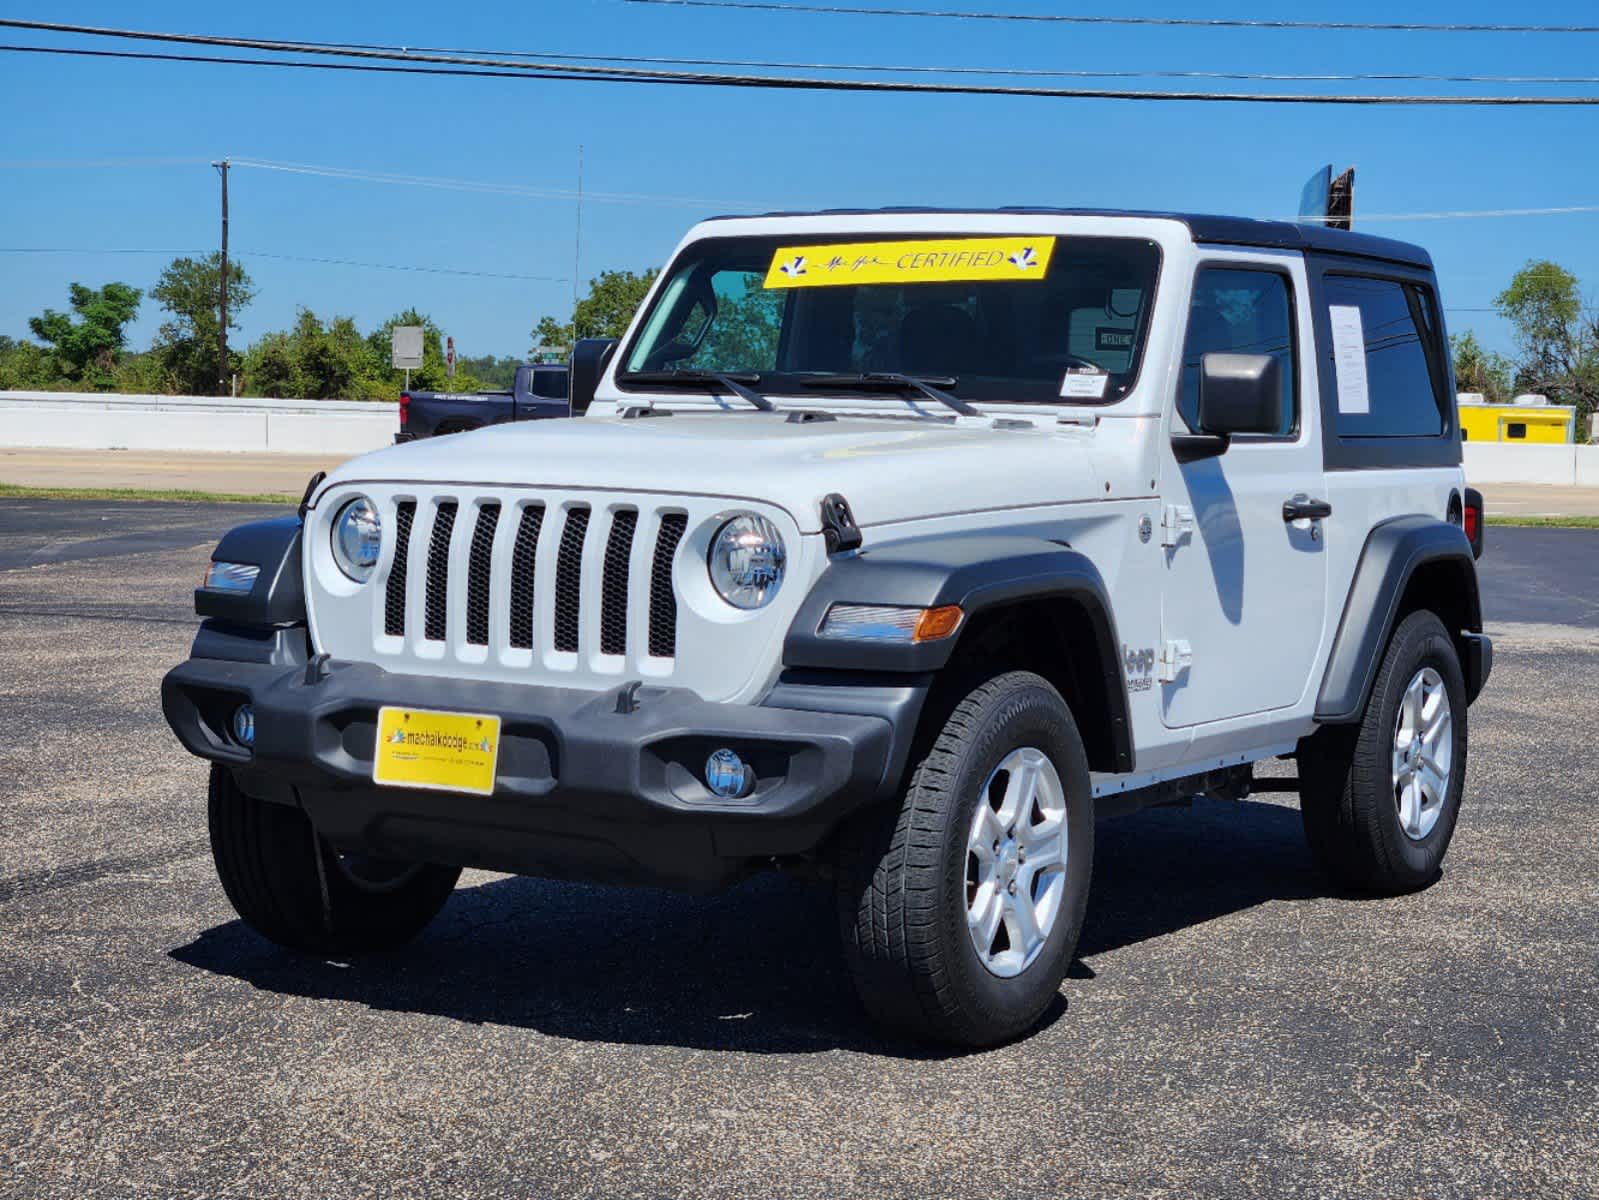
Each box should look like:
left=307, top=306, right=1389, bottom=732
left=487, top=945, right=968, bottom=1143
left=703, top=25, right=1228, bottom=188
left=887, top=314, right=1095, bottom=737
left=820, top=493, right=862, bottom=555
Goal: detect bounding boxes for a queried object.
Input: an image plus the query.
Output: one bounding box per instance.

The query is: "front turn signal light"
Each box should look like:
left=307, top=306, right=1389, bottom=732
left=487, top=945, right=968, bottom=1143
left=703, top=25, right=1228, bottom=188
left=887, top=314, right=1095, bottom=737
left=818, top=603, right=964, bottom=643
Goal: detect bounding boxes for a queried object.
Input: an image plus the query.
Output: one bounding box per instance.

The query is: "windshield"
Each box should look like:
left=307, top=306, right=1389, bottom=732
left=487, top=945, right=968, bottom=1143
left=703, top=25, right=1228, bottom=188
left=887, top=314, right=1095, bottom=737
left=619, top=232, right=1161, bottom=405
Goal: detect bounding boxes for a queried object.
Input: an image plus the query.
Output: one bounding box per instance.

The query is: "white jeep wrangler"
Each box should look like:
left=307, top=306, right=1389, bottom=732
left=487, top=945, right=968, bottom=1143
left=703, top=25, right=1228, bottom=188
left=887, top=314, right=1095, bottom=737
left=164, top=209, right=1491, bottom=1045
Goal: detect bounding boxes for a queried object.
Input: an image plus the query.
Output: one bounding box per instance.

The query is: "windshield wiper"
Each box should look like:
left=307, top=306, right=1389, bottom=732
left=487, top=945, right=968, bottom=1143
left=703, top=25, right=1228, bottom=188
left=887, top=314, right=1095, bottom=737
left=616, top=369, right=777, bottom=412
left=797, top=372, right=979, bottom=417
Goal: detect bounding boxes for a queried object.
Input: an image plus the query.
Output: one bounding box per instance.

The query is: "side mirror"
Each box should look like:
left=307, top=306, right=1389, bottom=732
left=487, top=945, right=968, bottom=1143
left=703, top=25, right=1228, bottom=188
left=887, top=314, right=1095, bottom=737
left=1198, top=352, right=1285, bottom=436
left=568, top=337, right=619, bottom=415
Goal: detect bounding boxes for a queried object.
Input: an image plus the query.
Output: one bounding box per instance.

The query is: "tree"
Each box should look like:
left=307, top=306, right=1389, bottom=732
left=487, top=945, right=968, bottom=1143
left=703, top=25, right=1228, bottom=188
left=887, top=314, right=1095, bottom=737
left=1450, top=331, right=1514, bottom=404
left=150, top=253, right=255, bottom=395
left=530, top=268, right=659, bottom=356
left=27, top=282, right=142, bottom=388
left=0, top=336, right=60, bottom=390
left=681, top=286, right=783, bottom=371
left=242, top=331, right=296, bottom=398
left=1495, top=259, right=1599, bottom=428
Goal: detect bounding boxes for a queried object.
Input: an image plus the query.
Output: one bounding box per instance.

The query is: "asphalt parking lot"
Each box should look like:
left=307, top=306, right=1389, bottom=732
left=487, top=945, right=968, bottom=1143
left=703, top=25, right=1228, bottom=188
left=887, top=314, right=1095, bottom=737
left=1, top=498, right=1595, bottom=1199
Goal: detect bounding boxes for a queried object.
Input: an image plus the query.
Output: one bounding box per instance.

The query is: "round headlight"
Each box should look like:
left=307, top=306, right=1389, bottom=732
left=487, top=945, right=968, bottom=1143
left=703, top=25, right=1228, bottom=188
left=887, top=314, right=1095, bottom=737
left=707, top=513, right=786, bottom=610
left=331, top=495, right=382, bottom=583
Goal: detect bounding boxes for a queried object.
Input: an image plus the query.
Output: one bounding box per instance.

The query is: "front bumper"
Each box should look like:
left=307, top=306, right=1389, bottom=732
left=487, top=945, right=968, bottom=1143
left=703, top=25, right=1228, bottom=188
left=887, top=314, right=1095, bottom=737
left=162, top=657, right=894, bottom=891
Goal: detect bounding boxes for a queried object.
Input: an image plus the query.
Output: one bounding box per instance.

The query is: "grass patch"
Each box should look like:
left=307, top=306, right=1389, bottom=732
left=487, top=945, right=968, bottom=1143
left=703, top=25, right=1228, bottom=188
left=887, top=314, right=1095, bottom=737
left=1486, top=514, right=1599, bottom=529
left=0, top=482, right=297, bottom=505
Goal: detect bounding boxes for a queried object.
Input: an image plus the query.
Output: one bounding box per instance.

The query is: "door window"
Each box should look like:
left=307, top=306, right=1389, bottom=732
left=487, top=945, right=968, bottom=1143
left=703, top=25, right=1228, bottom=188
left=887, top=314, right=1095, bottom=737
left=1177, top=268, right=1297, bottom=436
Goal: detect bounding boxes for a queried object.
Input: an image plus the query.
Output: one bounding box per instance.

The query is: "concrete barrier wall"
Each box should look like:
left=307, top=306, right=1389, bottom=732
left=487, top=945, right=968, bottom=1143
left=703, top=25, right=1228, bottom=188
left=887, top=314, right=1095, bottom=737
left=2, top=390, right=1595, bottom=480
left=1463, top=443, right=1599, bottom=486
left=0, top=391, right=397, bottom=455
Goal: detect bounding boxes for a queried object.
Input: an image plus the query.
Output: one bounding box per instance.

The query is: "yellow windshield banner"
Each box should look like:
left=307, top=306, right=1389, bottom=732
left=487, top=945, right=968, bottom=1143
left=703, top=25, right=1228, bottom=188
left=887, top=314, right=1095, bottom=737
left=763, top=236, right=1056, bottom=289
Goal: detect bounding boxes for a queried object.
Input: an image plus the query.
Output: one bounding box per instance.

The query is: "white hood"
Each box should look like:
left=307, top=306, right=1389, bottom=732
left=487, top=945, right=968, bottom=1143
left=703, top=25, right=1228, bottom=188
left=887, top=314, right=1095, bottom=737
left=322, top=411, right=1113, bottom=532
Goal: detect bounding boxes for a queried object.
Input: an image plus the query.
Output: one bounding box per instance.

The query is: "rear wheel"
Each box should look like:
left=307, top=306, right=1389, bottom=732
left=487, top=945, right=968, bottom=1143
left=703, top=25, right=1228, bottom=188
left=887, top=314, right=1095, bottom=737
left=1299, top=610, right=1468, bottom=894
left=834, top=671, right=1094, bottom=1046
left=207, top=765, right=460, bottom=954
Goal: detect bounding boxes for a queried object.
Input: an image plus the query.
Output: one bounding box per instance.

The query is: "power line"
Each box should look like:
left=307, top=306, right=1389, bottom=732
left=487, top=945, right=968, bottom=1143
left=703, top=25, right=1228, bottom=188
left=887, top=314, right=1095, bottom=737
left=229, top=158, right=759, bottom=209
left=624, top=0, right=1599, bottom=34
left=0, top=246, right=566, bottom=281
left=12, top=148, right=1599, bottom=224
left=217, top=35, right=1599, bottom=85
left=245, top=250, right=564, bottom=281
left=0, top=155, right=210, bottom=169
left=6, top=24, right=1599, bottom=105
left=1299, top=204, right=1599, bottom=223
left=0, top=247, right=197, bottom=255
left=0, top=149, right=768, bottom=209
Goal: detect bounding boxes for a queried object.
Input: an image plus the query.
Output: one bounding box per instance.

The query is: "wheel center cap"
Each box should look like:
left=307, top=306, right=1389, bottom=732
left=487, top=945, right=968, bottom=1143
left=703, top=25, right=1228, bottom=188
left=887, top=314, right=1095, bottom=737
left=998, top=840, right=1019, bottom=879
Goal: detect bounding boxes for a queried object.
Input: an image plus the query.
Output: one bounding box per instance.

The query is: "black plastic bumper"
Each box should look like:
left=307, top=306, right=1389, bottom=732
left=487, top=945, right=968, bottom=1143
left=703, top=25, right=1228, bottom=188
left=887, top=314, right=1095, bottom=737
left=161, top=657, right=896, bottom=891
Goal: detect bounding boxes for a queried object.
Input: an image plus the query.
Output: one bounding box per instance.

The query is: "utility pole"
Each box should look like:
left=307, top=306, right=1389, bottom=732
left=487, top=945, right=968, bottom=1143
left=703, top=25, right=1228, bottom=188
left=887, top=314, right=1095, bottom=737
left=573, top=145, right=583, bottom=317
left=213, top=158, right=230, bottom=395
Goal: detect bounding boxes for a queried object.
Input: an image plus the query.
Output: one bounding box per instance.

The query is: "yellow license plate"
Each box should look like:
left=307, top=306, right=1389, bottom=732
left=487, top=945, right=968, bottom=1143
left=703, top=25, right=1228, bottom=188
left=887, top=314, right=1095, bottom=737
left=373, top=706, right=501, bottom=796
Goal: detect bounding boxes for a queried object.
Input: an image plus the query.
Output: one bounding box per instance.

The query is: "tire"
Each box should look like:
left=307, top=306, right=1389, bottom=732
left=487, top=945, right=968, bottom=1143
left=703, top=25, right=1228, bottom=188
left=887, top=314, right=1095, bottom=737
left=207, top=764, right=461, bottom=954
left=1299, top=610, right=1469, bottom=894
left=834, top=670, right=1094, bottom=1046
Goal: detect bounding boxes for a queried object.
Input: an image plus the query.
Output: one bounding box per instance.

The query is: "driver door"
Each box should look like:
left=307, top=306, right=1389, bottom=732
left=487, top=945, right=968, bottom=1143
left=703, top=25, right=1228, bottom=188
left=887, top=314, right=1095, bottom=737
left=1158, top=257, right=1328, bottom=728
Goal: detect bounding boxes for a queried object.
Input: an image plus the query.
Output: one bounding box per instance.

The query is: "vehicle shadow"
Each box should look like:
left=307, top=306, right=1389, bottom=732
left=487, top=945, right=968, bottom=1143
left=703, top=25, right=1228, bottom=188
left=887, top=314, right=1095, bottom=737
left=170, top=797, right=1328, bottom=1057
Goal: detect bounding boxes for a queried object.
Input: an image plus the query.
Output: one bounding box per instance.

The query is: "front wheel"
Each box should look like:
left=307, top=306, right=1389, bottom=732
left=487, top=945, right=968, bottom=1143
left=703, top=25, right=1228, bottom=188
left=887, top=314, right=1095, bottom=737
left=834, top=671, right=1094, bottom=1046
left=207, top=765, right=461, bottom=954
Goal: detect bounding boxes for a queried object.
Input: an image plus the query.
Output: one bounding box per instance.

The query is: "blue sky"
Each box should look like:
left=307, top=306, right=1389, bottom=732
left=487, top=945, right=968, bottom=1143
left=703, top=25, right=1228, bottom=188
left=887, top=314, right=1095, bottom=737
left=3, top=0, right=1597, bottom=360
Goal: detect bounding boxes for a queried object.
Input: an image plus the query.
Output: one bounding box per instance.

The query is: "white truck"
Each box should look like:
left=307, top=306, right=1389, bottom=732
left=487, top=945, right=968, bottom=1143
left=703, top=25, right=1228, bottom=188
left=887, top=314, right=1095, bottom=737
left=163, top=208, right=1491, bottom=1045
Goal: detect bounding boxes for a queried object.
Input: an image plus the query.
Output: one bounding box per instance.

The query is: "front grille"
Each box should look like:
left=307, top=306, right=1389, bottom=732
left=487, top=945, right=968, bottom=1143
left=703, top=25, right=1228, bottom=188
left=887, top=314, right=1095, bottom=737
left=423, top=502, right=457, bottom=641
left=553, top=507, right=591, bottom=653
left=649, top=513, right=688, bottom=658
left=465, top=503, right=500, bottom=646
left=507, top=505, right=544, bottom=650
left=379, top=495, right=687, bottom=665
left=600, top=509, right=638, bottom=655
left=384, top=501, right=415, bottom=637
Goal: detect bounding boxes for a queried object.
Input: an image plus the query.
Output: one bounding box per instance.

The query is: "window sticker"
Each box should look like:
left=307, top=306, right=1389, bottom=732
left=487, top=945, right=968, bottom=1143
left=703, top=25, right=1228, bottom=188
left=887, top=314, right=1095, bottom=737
left=1329, top=304, right=1370, bottom=415
left=763, top=237, right=1056, bottom=289
left=1060, top=366, right=1109, bottom=399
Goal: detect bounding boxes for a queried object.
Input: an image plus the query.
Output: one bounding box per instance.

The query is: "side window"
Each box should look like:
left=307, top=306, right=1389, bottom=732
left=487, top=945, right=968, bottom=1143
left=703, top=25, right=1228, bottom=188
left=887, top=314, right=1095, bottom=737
left=529, top=369, right=567, bottom=399
left=1178, top=268, right=1296, bottom=436
left=1323, top=275, right=1446, bottom=438
left=1506, top=422, right=1527, bottom=440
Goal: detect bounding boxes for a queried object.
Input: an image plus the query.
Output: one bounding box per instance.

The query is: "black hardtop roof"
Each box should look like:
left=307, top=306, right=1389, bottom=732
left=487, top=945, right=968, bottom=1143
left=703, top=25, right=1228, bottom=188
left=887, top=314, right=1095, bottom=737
left=700, top=206, right=1432, bottom=269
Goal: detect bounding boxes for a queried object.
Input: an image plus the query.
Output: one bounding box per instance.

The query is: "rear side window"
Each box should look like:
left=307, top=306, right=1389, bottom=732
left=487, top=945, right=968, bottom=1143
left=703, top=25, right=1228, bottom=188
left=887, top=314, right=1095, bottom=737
left=1323, top=275, right=1446, bottom=438
left=529, top=369, right=568, bottom=399
left=1177, top=267, right=1296, bottom=436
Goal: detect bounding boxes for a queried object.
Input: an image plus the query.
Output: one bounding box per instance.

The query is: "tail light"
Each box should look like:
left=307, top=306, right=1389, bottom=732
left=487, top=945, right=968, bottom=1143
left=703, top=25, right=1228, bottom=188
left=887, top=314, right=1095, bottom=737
left=1463, top=487, right=1484, bottom=559
left=399, top=392, right=410, bottom=430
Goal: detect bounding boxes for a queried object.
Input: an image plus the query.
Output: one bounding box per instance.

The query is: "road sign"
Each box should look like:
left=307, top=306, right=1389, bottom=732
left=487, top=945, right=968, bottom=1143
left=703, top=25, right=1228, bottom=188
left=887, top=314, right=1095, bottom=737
left=391, top=325, right=424, bottom=370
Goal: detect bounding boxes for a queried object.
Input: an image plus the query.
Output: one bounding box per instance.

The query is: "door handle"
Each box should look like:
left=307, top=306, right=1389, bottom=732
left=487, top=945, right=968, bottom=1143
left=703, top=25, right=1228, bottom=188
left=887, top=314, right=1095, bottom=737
left=1283, top=496, right=1333, bottom=522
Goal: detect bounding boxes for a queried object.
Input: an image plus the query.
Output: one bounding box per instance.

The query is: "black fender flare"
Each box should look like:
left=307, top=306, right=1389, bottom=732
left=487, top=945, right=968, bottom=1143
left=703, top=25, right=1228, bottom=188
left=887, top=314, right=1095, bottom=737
left=1315, top=516, right=1484, bottom=723
left=194, top=515, right=306, bottom=628
left=783, top=535, right=1132, bottom=771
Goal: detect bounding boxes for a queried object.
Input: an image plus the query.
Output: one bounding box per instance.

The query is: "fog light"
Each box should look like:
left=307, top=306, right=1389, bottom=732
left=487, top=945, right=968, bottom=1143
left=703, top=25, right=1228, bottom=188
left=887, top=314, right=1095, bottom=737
left=705, top=748, right=752, bottom=799
left=232, top=704, right=255, bottom=747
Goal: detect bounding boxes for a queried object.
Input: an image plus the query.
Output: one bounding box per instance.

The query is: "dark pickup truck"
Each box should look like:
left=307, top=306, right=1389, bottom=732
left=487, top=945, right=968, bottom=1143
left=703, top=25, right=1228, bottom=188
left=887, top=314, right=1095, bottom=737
left=396, top=362, right=570, bottom=441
